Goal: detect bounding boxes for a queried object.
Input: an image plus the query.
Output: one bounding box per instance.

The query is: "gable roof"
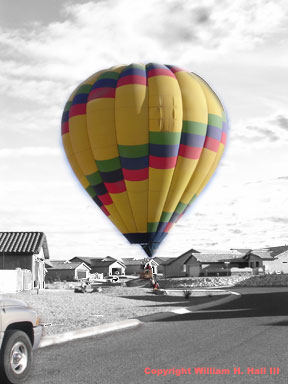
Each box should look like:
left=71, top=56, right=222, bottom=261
left=0, top=232, right=49, bottom=259
left=153, top=257, right=176, bottom=265
left=69, top=256, right=95, bottom=265
left=192, top=253, right=246, bottom=263
left=165, top=249, right=200, bottom=266
left=249, top=250, right=274, bottom=260
left=261, top=245, right=288, bottom=257
left=274, top=250, right=288, bottom=259
left=48, top=261, right=90, bottom=270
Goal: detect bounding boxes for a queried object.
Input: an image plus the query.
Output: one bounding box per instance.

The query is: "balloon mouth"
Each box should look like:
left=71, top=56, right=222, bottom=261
left=140, top=242, right=159, bottom=258
left=123, top=233, right=159, bottom=257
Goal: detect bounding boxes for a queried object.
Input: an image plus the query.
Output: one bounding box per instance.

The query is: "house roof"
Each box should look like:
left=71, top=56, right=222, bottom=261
left=48, top=261, right=90, bottom=270
left=153, top=257, right=176, bottom=265
left=260, top=245, right=288, bottom=257
left=69, top=256, right=95, bottom=265
left=249, top=250, right=274, bottom=260
left=0, top=232, right=50, bottom=259
left=122, top=258, right=159, bottom=266
left=192, top=253, right=246, bottom=263
left=91, top=260, right=125, bottom=268
left=44, top=260, right=54, bottom=268
left=165, top=249, right=200, bottom=266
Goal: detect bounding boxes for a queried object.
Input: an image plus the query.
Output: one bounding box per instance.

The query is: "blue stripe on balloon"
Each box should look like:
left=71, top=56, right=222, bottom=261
left=92, top=78, right=118, bottom=89
left=72, top=93, right=89, bottom=105
left=119, top=67, right=146, bottom=78
left=120, top=156, right=149, bottom=170
left=149, top=144, right=179, bottom=157
left=99, top=169, right=123, bottom=183
left=206, top=125, right=222, bottom=141
left=61, top=111, right=69, bottom=123
left=93, top=183, right=107, bottom=196
left=180, top=133, right=206, bottom=147
left=146, top=63, right=168, bottom=71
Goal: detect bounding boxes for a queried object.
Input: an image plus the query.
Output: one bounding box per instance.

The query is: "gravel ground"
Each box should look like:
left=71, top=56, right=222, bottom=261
left=4, top=286, right=214, bottom=336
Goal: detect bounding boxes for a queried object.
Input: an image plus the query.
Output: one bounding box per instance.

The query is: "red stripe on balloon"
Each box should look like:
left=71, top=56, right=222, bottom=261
left=117, top=75, right=147, bottom=87
left=122, top=168, right=149, bottom=181
left=148, top=68, right=176, bottom=79
left=104, top=180, right=126, bottom=194
left=69, top=104, right=86, bottom=117
left=178, top=144, right=202, bottom=159
left=101, top=206, right=110, bottom=216
left=167, top=66, right=185, bottom=74
left=204, top=137, right=220, bottom=152
left=98, top=193, right=113, bottom=205
left=88, top=88, right=116, bottom=101
left=149, top=156, right=177, bottom=169
left=221, top=132, right=227, bottom=145
left=164, top=222, right=174, bottom=233
left=61, top=122, right=69, bottom=135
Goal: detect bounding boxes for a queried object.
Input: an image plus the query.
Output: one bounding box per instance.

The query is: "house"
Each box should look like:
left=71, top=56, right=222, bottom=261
left=162, top=249, right=250, bottom=277
left=46, top=260, right=91, bottom=282
left=250, top=247, right=288, bottom=274
left=0, top=232, right=50, bottom=289
left=122, top=258, right=159, bottom=275
left=91, top=258, right=126, bottom=276
left=162, top=249, right=200, bottom=277
left=193, top=252, right=248, bottom=276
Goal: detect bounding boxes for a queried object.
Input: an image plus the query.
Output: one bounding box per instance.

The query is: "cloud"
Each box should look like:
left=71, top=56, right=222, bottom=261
left=231, top=112, right=288, bottom=146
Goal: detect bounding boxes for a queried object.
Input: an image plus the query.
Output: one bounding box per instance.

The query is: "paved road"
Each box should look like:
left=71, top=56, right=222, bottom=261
left=29, top=288, right=288, bottom=384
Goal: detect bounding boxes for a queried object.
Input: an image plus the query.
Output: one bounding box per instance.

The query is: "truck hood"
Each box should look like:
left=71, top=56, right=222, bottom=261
left=0, top=295, right=28, bottom=308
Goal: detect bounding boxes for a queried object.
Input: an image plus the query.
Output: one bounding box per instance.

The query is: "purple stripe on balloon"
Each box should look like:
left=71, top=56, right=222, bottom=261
left=120, top=156, right=148, bottom=170
left=222, top=121, right=228, bottom=133
left=92, top=78, right=117, bottom=89
left=206, top=125, right=222, bottom=141
left=180, top=133, right=205, bottom=148
left=119, top=67, right=146, bottom=78
left=149, top=143, right=179, bottom=157
left=61, top=111, right=69, bottom=124
left=72, top=93, right=89, bottom=105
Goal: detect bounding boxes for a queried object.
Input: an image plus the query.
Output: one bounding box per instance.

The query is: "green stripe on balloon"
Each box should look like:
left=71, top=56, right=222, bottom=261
left=149, top=131, right=181, bottom=145
left=147, top=222, right=159, bottom=233
left=182, top=121, right=207, bottom=135
left=86, top=185, right=96, bottom=198
left=98, top=71, right=120, bottom=80
left=77, top=84, right=93, bottom=94
left=208, top=114, right=223, bottom=128
left=118, top=144, right=148, bottom=158
left=96, top=157, right=122, bottom=172
left=175, top=202, right=188, bottom=214
left=64, top=101, right=72, bottom=112
left=86, top=171, right=102, bottom=186
left=159, top=211, right=173, bottom=223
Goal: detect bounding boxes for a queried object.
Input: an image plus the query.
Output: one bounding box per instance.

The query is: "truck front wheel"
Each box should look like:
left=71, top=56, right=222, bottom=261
left=0, top=330, right=33, bottom=384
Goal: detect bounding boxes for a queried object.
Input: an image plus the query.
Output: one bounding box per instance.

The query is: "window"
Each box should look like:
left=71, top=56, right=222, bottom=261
left=182, top=265, right=187, bottom=272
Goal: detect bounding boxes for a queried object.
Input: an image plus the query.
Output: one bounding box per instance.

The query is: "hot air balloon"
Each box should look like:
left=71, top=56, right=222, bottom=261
left=61, top=63, right=228, bottom=257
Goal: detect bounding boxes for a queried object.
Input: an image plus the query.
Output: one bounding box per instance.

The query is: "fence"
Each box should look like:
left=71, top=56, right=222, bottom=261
left=0, top=269, right=33, bottom=293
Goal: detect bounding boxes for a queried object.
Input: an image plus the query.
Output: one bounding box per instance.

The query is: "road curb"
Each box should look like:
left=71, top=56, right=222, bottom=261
left=39, top=319, right=142, bottom=348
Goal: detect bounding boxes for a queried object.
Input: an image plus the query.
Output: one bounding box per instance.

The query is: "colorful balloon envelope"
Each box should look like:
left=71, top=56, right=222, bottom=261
left=61, top=63, right=228, bottom=257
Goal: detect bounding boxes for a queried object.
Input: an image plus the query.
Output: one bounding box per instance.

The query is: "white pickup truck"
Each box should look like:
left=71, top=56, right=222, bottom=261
left=0, top=296, right=42, bottom=384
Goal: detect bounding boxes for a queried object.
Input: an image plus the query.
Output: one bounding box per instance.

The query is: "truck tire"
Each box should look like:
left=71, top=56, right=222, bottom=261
left=0, top=330, right=33, bottom=384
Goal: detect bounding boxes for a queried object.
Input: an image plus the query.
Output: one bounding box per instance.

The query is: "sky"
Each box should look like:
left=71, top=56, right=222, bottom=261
left=0, top=0, right=288, bottom=260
